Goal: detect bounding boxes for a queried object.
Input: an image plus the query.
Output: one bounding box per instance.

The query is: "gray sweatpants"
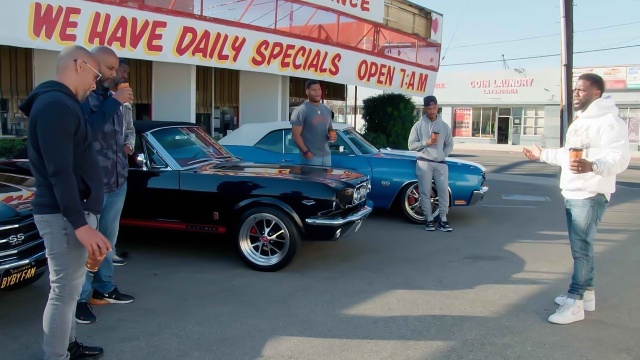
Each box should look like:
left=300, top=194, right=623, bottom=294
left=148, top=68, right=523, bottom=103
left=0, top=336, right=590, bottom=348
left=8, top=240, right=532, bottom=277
left=416, top=160, right=450, bottom=221
left=34, top=212, right=98, bottom=360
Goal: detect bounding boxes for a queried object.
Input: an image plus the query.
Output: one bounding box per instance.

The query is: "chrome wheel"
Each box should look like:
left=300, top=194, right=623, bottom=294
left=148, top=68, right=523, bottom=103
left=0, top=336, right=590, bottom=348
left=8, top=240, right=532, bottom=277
left=239, top=213, right=291, bottom=267
left=402, top=183, right=439, bottom=223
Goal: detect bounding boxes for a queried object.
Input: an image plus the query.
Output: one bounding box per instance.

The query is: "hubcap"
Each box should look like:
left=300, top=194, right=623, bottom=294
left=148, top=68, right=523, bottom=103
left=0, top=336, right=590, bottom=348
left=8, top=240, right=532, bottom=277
left=404, top=183, right=439, bottom=222
left=239, top=213, right=290, bottom=266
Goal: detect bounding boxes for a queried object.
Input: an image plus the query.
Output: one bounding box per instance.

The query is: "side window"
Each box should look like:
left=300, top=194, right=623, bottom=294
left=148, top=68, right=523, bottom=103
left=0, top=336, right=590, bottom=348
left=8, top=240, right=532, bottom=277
left=144, top=140, right=167, bottom=168
left=329, top=132, right=353, bottom=156
left=284, top=130, right=299, bottom=154
left=256, top=130, right=284, bottom=153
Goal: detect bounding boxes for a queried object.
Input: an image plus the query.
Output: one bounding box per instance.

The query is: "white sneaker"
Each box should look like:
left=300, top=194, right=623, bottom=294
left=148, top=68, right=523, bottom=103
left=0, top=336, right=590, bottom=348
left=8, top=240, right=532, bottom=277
left=555, top=290, right=595, bottom=311
left=548, top=298, right=585, bottom=325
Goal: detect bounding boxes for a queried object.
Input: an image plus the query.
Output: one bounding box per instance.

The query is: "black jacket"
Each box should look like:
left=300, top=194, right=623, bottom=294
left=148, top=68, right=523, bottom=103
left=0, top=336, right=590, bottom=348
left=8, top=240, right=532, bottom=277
left=82, top=84, right=130, bottom=193
left=19, top=81, right=104, bottom=230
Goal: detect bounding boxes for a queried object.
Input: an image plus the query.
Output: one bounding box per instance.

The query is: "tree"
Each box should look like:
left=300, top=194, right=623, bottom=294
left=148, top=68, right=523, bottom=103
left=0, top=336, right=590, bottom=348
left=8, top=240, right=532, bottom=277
left=361, top=93, right=417, bottom=150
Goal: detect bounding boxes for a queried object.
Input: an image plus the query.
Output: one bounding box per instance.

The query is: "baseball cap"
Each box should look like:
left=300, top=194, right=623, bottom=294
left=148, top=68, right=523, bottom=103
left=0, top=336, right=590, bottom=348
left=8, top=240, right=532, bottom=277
left=423, top=95, right=438, bottom=106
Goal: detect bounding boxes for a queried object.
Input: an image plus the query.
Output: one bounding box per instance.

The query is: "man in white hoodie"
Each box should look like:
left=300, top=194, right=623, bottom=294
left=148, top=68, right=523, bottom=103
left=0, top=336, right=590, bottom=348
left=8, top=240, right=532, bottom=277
left=408, top=95, right=454, bottom=232
left=523, top=73, right=630, bottom=325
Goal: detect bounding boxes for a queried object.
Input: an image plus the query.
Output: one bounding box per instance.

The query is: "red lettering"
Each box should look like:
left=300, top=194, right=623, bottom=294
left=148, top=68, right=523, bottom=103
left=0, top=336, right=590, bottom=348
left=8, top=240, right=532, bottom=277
left=229, top=36, right=246, bottom=63
left=250, top=40, right=270, bottom=67
left=357, top=60, right=368, bottom=82
left=307, top=50, right=321, bottom=73
left=207, top=32, right=223, bottom=60
left=191, top=30, right=211, bottom=59
left=280, top=44, right=296, bottom=69
left=86, top=12, right=111, bottom=46
left=146, top=20, right=167, bottom=53
left=106, top=16, right=128, bottom=49
left=58, top=7, right=81, bottom=43
left=129, top=18, right=150, bottom=50
left=174, top=26, right=197, bottom=57
left=30, top=2, right=63, bottom=40
left=417, top=73, right=429, bottom=92
left=267, top=42, right=284, bottom=66
left=215, top=34, right=230, bottom=62
left=328, top=54, right=341, bottom=76
left=293, top=46, right=306, bottom=70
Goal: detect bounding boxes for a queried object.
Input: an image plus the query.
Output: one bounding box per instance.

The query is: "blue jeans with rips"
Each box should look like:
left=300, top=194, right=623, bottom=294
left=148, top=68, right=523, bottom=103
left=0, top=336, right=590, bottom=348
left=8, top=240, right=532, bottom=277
left=79, top=182, right=127, bottom=301
left=565, top=193, right=608, bottom=300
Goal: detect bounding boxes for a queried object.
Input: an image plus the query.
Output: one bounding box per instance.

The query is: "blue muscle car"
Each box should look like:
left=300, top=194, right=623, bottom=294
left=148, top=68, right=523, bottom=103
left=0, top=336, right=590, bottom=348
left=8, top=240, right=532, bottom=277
left=219, top=122, right=488, bottom=223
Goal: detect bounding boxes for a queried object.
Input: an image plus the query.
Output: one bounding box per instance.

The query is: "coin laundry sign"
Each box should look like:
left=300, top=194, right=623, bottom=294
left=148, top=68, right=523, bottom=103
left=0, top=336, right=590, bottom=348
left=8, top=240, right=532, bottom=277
left=2, top=0, right=437, bottom=96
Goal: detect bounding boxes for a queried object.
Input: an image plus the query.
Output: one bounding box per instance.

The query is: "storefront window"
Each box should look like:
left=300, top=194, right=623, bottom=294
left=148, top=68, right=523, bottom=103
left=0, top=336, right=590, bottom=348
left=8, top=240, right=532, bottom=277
left=619, top=107, right=640, bottom=144
left=522, top=107, right=545, bottom=135
left=467, top=107, right=495, bottom=138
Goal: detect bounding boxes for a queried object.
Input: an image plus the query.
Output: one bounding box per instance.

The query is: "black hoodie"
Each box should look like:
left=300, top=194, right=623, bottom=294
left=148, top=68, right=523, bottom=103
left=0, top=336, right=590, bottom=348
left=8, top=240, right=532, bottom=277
left=19, top=80, right=104, bottom=230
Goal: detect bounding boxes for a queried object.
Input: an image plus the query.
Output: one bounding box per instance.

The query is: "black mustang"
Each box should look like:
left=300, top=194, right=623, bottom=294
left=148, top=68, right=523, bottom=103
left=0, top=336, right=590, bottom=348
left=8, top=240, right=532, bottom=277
left=123, top=121, right=372, bottom=271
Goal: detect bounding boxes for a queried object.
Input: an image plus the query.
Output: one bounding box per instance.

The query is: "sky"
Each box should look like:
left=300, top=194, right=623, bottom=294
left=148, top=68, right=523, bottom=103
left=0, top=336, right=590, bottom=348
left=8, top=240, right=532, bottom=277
left=414, top=0, right=640, bottom=72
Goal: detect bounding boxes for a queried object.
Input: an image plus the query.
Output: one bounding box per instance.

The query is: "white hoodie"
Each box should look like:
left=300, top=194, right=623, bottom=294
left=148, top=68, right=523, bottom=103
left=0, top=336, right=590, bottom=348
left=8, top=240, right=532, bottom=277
left=540, top=97, right=630, bottom=200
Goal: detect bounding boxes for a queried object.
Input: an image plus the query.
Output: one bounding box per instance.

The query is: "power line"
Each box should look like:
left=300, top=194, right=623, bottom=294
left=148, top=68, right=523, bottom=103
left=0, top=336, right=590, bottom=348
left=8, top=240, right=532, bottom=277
left=439, top=44, right=640, bottom=67
left=448, top=21, right=640, bottom=49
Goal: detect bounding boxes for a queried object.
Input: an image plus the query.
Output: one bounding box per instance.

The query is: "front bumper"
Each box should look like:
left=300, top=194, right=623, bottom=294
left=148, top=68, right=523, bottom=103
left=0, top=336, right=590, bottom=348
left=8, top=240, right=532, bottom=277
left=469, top=186, right=489, bottom=205
left=305, top=205, right=373, bottom=240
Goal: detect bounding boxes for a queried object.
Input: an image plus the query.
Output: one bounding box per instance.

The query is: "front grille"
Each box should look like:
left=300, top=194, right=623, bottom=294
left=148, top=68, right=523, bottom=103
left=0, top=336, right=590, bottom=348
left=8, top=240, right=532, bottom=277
left=0, top=217, right=43, bottom=262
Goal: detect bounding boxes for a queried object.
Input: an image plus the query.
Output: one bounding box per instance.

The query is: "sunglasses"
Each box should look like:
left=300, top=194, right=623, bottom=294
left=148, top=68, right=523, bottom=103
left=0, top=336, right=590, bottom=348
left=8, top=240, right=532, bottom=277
left=74, top=58, right=102, bottom=82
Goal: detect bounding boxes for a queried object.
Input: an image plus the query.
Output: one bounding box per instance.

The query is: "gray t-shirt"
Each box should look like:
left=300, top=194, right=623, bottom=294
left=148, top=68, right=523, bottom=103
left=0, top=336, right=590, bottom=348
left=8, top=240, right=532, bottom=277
left=290, top=101, right=332, bottom=157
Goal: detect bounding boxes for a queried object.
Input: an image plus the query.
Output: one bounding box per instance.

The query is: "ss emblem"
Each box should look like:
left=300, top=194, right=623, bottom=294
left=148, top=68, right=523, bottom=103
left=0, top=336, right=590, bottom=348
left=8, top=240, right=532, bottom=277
left=8, top=234, right=25, bottom=245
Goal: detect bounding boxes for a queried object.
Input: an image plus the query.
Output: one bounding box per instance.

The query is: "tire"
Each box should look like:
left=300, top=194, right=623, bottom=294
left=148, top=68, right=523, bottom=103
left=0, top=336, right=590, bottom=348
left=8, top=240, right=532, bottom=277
left=399, top=182, right=441, bottom=224
left=236, top=206, right=301, bottom=272
left=3, top=271, right=45, bottom=291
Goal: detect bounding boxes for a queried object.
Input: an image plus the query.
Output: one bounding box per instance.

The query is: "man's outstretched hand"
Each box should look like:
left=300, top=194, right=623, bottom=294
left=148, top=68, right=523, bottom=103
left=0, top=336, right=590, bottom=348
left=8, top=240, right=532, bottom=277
left=523, top=144, right=542, bottom=161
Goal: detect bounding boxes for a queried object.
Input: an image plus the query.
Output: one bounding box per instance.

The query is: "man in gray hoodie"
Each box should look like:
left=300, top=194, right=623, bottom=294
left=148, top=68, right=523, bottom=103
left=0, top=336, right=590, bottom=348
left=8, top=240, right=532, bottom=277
left=408, top=95, right=454, bottom=232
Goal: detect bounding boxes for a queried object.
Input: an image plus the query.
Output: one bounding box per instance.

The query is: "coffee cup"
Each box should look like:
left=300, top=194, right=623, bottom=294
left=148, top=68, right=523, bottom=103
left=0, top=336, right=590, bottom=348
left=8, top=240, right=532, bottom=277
left=431, top=132, right=439, bottom=141
left=569, top=147, right=584, bottom=160
left=117, top=82, right=129, bottom=90
left=85, top=254, right=106, bottom=272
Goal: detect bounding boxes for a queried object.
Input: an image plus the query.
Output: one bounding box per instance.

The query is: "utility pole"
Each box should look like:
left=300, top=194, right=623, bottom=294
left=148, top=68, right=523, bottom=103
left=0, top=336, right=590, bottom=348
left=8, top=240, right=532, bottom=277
left=559, top=0, right=574, bottom=147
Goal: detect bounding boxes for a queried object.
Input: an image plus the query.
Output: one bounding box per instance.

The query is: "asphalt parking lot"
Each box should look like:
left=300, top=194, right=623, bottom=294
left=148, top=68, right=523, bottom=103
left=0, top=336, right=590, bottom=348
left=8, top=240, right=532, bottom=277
left=2, top=154, right=640, bottom=360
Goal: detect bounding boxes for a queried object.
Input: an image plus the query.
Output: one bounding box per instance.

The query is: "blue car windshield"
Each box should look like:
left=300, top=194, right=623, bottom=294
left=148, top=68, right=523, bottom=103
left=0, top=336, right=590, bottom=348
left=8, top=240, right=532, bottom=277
left=150, top=126, right=233, bottom=167
left=342, top=128, right=379, bottom=155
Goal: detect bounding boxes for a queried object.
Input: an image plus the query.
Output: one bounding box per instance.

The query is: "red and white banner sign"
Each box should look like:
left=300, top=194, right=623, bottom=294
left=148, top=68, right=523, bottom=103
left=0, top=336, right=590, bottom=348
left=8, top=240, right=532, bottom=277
left=296, top=0, right=384, bottom=23
left=0, top=0, right=437, bottom=97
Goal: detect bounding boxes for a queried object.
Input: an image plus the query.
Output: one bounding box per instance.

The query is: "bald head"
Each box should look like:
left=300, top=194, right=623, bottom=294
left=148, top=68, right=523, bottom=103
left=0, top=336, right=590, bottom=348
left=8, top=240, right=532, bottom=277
left=91, top=46, right=119, bottom=88
left=55, top=45, right=100, bottom=102
left=56, top=45, right=97, bottom=73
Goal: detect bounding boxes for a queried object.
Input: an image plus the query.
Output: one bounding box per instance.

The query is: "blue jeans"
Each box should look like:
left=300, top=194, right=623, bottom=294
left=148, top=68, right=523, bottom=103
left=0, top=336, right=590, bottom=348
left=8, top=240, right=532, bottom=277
left=299, top=154, right=331, bottom=166
left=565, top=193, right=608, bottom=300
left=79, top=182, right=127, bottom=301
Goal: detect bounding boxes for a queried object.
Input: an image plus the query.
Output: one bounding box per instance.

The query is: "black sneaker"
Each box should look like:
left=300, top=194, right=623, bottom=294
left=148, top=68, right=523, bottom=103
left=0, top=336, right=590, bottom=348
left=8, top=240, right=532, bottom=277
left=68, top=338, right=103, bottom=360
left=425, top=220, right=435, bottom=231
left=75, top=302, right=96, bottom=324
left=438, top=220, right=453, bottom=232
left=91, top=286, right=134, bottom=304
left=112, top=252, right=126, bottom=266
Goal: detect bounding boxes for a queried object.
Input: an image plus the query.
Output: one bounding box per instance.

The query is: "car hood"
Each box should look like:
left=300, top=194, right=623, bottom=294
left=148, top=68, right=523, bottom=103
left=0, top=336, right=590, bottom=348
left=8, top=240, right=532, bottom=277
left=377, top=148, right=486, bottom=171
left=0, top=172, right=36, bottom=220
left=191, top=160, right=369, bottom=188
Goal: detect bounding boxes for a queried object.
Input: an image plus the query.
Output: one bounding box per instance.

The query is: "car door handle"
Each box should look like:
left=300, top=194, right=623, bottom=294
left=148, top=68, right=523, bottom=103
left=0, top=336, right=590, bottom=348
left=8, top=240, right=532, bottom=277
left=282, top=159, right=294, bottom=163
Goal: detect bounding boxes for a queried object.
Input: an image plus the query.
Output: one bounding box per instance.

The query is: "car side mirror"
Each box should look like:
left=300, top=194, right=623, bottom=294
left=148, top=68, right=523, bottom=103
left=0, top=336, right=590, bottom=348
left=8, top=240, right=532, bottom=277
left=136, top=153, right=148, bottom=170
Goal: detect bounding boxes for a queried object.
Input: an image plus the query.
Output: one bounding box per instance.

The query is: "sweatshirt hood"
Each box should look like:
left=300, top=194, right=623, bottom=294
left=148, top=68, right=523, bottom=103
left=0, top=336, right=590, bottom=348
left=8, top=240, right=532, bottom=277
left=18, top=80, right=78, bottom=117
left=577, top=96, right=619, bottom=120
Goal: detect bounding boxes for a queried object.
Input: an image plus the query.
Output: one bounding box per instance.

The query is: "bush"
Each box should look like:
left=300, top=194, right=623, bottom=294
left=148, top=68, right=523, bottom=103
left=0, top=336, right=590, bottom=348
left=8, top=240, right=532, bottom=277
left=361, top=93, right=417, bottom=150
left=0, top=139, right=27, bottom=159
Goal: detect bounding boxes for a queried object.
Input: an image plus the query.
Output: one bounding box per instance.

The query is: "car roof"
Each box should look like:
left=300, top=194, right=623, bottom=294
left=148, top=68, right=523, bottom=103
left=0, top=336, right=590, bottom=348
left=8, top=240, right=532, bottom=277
left=218, top=121, right=353, bottom=145
left=134, top=121, right=197, bottom=134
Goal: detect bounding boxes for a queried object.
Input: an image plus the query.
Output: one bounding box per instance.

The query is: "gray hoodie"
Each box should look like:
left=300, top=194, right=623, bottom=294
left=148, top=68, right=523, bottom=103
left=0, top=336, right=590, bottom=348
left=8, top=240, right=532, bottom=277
left=408, top=114, right=453, bottom=162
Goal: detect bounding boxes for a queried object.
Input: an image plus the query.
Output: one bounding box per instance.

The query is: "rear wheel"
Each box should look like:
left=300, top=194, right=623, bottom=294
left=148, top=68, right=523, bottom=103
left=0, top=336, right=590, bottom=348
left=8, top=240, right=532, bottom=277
left=399, top=182, right=441, bottom=224
left=236, top=206, right=301, bottom=272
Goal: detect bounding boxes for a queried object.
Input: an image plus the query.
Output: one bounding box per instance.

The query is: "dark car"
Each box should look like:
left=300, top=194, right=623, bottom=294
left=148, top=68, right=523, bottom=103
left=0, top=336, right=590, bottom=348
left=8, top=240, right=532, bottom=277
left=119, top=121, right=372, bottom=271
left=0, top=163, right=47, bottom=291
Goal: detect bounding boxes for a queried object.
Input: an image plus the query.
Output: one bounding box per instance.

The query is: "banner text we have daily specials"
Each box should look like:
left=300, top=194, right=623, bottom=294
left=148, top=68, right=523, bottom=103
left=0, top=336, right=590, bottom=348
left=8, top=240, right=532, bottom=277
left=19, top=1, right=436, bottom=96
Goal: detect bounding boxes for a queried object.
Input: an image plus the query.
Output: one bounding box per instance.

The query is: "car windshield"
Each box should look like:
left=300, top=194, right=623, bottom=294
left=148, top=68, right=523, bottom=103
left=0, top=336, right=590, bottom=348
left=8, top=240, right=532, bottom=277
left=150, top=126, right=234, bottom=167
left=341, top=128, right=379, bottom=155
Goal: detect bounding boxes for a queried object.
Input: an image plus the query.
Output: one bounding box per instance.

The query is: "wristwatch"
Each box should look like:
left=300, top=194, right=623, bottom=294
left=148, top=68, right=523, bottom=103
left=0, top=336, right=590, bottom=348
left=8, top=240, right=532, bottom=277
left=591, top=161, right=599, bottom=172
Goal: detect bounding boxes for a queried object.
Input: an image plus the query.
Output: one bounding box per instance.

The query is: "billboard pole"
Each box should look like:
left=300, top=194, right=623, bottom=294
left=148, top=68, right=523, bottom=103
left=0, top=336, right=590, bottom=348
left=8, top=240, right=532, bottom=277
left=559, top=0, right=574, bottom=147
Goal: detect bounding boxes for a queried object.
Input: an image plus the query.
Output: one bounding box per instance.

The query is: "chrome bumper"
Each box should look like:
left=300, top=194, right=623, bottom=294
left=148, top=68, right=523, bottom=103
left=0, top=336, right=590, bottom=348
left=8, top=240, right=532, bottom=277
left=305, top=205, right=373, bottom=226
left=469, top=186, right=489, bottom=205
left=0, top=251, right=47, bottom=272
